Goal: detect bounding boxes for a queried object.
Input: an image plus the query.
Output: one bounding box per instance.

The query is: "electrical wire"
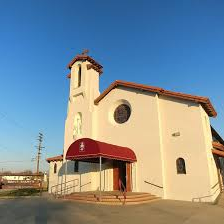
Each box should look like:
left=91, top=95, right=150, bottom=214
left=0, top=160, right=36, bottom=163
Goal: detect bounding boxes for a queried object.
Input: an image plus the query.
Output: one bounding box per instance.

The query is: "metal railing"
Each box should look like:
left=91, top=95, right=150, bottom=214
left=51, top=179, right=79, bottom=198
left=119, top=179, right=127, bottom=205
left=192, top=182, right=221, bottom=202
left=144, top=180, right=163, bottom=189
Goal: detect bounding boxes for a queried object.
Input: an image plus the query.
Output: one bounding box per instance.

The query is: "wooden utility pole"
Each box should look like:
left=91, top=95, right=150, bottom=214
left=36, top=132, right=44, bottom=174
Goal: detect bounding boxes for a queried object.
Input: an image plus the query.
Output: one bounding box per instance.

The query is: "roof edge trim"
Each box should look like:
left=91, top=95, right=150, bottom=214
left=94, top=80, right=217, bottom=117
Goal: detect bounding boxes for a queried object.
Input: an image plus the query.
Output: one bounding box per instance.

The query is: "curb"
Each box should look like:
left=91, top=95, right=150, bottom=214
left=0, top=196, right=42, bottom=199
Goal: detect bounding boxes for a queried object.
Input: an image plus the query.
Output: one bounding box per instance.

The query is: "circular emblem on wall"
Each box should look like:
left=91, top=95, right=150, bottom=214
left=79, top=141, right=85, bottom=152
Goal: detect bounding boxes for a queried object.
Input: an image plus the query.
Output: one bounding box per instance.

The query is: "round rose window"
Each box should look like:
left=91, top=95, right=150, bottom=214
left=114, top=104, right=131, bottom=124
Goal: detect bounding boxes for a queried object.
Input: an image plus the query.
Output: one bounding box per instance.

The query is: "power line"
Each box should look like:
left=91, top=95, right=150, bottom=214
left=0, top=108, right=41, bottom=161
left=0, top=160, right=35, bottom=163
left=0, top=108, right=37, bottom=142
left=0, top=110, right=27, bottom=130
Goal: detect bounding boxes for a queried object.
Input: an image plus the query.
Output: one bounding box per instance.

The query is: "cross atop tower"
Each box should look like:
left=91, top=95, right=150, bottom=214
left=81, top=49, right=89, bottom=55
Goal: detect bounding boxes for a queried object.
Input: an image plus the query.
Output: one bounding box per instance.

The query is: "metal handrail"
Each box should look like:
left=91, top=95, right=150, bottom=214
left=51, top=178, right=78, bottom=193
left=144, top=180, right=163, bottom=189
left=62, top=185, right=79, bottom=198
left=51, top=178, right=79, bottom=198
left=192, top=186, right=221, bottom=202
left=119, top=179, right=127, bottom=205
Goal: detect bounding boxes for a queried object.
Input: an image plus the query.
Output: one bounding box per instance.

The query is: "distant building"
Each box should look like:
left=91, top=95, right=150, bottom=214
left=46, top=155, right=63, bottom=192
left=47, top=52, right=224, bottom=202
left=0, top=173, right=46, bottom=189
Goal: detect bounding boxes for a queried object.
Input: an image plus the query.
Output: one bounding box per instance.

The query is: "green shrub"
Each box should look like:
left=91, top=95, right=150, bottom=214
left=0, top=188, right=40, bottom=196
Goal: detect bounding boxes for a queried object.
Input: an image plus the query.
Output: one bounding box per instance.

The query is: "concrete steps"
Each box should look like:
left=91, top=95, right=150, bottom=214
left=62, top=192, right=160, bottom=205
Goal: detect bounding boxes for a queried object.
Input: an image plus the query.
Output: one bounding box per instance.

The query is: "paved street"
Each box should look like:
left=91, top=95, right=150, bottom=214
left=0, top=198, right=224, bottom=224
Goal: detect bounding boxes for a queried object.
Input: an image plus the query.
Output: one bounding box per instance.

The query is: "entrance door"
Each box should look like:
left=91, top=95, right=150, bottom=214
left=113, top=161, right=131, bottom=191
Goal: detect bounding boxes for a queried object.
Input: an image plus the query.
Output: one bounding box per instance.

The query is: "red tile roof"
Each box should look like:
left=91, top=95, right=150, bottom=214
left=67, top=55, right=103, bottom=78
left=86, top=64, right=103, bottom=75
left=211, top=126, right=224, bottom=145
left=213, top=142, right=224, bottom=151
left=67, top=55, right=103, bottom=70
left=94, top=80, right=217, bottom=117
left=212, top=149, right=224, bottom=157
left=46, top=155, right=63, bottom=163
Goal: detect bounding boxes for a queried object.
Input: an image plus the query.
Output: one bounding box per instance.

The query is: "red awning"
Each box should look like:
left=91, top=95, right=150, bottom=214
left=66, top=138, right=137, bottom=162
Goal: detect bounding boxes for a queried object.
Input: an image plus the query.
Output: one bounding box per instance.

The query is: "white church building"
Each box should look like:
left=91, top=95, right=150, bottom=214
left=47, top=51, right=224, bottom=202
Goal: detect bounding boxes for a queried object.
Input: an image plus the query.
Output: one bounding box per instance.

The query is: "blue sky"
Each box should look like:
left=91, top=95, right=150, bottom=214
left=0, top=0, right=224, bottom=172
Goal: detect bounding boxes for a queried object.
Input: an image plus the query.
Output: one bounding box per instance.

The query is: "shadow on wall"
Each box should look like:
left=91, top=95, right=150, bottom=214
left=58, top=160, right=111, bottom=176
left=58, top=161, right=91, bottom=177
left=57, top=160, right=112, bottom=192
left=57, top=161, right=92, bottom=192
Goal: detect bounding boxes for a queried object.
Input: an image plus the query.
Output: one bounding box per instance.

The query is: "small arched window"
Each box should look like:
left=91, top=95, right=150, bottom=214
left=176, top=158, right=186, bottom=174
left=54, top=163, right=57, bottom=174
left=78, top=65, right=81, bottom=87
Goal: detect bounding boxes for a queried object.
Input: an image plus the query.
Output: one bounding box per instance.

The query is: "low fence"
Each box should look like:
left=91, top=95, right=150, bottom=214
left=1, top=180, right=41, bottom=189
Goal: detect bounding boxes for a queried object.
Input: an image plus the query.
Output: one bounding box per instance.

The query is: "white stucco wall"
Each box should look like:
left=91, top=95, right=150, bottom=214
left=96, top=87, right=164, bottom=197
left=159, top=95, right=219, bottom=202
left=199, top=105, right=220, bottom=201
left=94, top=88, right=220, bottom=202
left=48, top=161, right=63, bottom=194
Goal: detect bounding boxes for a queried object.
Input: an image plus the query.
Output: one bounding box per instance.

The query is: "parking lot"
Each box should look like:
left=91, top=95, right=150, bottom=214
left=1, top=197, right=224, bottom=224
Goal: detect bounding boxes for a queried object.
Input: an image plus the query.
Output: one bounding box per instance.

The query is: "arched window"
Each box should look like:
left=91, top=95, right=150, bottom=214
left=78, top=65, right=81, bottom=87
left=73, top=113, right=82, bottom=139
left=54, top=163, right=57, bottom=174
left=176, top=158, right=186, bottom=174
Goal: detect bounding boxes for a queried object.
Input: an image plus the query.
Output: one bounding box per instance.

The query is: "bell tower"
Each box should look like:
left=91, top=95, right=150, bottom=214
left=63, top=50, right=103, bottom=157
left=67, top=50, right=103, bottom=104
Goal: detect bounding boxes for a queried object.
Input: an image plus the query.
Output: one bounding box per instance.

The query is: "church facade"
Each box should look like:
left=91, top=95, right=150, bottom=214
left=47, top=52, right=224, bottom=202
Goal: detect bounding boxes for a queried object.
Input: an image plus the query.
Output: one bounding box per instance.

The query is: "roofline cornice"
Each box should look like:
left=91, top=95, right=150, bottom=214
left=94, top=80, right=217, bottom=117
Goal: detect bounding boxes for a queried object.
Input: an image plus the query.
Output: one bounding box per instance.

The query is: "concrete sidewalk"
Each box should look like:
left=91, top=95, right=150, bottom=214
left=0, top=198, right=224, bottom=224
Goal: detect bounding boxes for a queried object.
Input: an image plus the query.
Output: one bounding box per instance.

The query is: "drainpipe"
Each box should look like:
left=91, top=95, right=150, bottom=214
left=64, top=159, right=68, bottom=196
left=99, top=156, right=102, bottom=202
